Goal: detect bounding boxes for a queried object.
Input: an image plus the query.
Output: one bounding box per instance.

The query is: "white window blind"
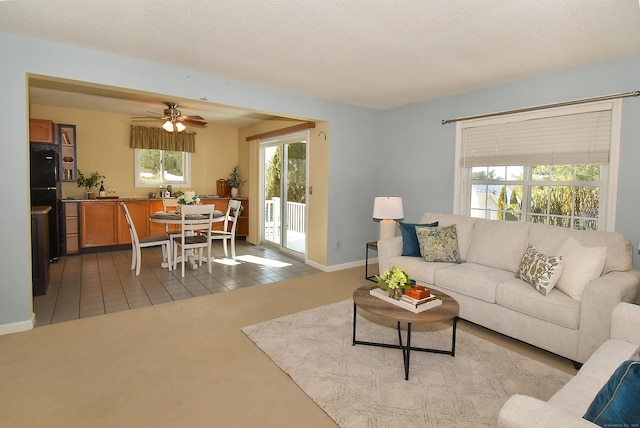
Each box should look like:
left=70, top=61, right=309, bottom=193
left=460, top=106, right=613, bottom=167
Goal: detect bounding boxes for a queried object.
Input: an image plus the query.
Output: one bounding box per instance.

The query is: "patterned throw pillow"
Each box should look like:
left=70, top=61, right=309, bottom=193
left=416, top=224, right=462, bottom=263
left=516, top=243, right=564, bottom=296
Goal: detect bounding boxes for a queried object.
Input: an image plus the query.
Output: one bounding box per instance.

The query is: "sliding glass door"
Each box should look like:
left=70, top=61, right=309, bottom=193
left=261, top=131, right=308, bottom=255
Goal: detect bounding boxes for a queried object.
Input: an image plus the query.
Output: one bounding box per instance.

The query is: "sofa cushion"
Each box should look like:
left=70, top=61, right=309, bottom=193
left=434, top=263, right=514, bottom=303
left=516, top=243, right=564, bottom=296
left=416, top=224, right=462, bottom=263
left=388, top=256, right=455, bottom=285
left=399, top=221, right=438, bottom=257
left=418, top=213, right=477, bottom=260
left=465, top=218, right=530, bottom=272
left=578, top=339, right=638, bottom=383
left=527, top=222, right=632, bottom=274
left=556, top=236, right=607, bottom=301
left=583, top=360, right=640, bottom=426
left=496, top=280, right=580, bottom=329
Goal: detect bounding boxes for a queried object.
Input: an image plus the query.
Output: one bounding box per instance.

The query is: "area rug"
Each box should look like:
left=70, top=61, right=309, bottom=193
left=242, top=299, right=573, bottom=428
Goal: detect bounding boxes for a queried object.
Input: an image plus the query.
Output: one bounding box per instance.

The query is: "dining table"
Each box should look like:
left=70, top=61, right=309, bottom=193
left=150, top=209, right=225, bottom=270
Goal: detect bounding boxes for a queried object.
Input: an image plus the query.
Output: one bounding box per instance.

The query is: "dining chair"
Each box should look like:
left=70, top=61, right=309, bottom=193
left=121, top=202, right=172, bottom=276
left=162, top=198, right=181, bottom=239
left=172, top=204, right=214, bottom=277
left=211, top=199, right=242, bottom=259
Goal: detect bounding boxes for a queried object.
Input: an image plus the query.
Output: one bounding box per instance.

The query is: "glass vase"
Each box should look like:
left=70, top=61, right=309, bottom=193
left=388, top=287, right=403, bottom=300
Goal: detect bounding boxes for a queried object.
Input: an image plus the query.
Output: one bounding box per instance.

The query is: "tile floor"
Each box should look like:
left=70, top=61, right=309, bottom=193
left=34, top=241, right=321, bottom=326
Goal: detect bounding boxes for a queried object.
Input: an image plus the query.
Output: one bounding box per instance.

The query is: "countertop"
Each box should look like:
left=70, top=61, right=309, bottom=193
left=61, top=196, right=247, bottom=202
left=31, top=205, right=52, bottom=214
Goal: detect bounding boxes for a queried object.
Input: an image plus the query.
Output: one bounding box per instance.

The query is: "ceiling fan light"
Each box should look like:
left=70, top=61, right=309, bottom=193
left=175, top=122, right=186, bottom=132
left=162, top=120, right=174, bottom=132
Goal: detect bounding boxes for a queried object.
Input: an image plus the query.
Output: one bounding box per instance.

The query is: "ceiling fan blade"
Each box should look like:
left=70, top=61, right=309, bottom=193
left=131, top=117, right=164, bottom=122
left=182, top=115, right=205, bottom=121
left=181, top=118, right=208, bottom=127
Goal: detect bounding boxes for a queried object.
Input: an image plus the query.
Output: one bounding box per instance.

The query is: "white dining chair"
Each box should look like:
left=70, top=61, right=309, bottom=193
left=211, top=199, right=242, bottom=259
left=162, top=197, right=182, bottom=239
left=121, top=202, right=172, bottom=276
left=172, top=204, right=214, bottom=277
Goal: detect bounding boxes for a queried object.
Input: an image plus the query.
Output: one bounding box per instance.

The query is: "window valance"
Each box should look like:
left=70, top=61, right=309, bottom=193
left=130, top=125, right=196, bottom=153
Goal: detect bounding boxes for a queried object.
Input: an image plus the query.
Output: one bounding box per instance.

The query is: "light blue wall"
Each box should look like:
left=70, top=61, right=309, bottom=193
left=3, top=29, right=639, bottom=330
left=380, top=54, right=640, bottom=269
left=0, top=31, right=380, bottom=328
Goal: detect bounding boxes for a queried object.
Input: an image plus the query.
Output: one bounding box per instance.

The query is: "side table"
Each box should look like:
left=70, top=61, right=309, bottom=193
left=365, top=241, right=378, bottom=281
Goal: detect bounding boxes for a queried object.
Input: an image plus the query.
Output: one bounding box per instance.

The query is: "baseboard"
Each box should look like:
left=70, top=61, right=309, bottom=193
left=306, top=257, right=375, bottom=273
left=0, top=313, right=35, bottom=336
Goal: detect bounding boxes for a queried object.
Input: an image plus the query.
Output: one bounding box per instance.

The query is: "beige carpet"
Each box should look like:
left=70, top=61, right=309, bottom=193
left=243, top=300, right=574, bottom=427
left=0, top=267, right=575, bottom=427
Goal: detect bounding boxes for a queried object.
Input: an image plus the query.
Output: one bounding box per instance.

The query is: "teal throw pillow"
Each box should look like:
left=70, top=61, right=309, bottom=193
left=416, top=224, right=462, bottom=263
left=583, top=360, right=640, bottom=426
left=399, top=221, right=438, bottom=257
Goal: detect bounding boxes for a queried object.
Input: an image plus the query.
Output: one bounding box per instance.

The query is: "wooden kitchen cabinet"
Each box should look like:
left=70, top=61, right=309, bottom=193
left=117, top=200, right=149, bottom=244
left=29, top=118, right=54, bottom=143
left=80, top=201, right=118, bottom=247
left=64, top=202, right=79, bottom=255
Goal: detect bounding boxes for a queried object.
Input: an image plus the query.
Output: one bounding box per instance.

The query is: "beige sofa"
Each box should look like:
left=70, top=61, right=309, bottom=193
left=377, top=213, right=640, bottom=364
left=498, top=302, right=640, bottom=427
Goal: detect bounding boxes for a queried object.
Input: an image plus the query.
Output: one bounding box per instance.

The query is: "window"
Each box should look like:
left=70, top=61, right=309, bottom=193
left=454, top=100, right=621, bottom=231
left=134, top=148, right=191, bottom=188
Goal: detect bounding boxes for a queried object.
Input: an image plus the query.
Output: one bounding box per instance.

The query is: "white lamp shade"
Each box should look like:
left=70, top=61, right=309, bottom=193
left=372, top=197, right=404, bottom=220
left=162, top=120, right=174, bottom=132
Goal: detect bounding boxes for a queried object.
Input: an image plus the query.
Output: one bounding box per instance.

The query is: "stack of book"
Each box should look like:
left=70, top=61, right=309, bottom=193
left=401, top=293, right=442, bottom=310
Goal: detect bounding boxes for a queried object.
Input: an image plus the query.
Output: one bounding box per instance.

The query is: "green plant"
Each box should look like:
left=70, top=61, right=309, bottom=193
left=76, top=170, right=105, bottom=191
left=375, top=266, right=412, bottom=291
left=226, top=165, right=246, bottom=188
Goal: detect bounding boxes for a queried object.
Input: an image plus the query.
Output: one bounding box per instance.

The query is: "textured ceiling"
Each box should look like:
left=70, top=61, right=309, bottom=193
left=2, top=0, right=640, bottom=124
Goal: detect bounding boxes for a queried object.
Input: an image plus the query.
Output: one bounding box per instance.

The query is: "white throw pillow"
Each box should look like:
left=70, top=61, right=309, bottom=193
left=556, top=236, right=607, bottom=301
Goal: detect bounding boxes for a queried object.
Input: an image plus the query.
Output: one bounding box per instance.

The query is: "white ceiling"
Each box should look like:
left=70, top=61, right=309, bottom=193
left=2, top=0, right=640, bottom=126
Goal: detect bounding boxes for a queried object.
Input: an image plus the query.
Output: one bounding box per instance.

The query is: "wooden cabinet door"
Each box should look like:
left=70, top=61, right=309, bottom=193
left=117, top=201, right=149, bottom=244
left=236, top=198, right=249, bottom=237
left=29, top=118, right=54, bottom=143
left=80, top=202, right=118, bottom=247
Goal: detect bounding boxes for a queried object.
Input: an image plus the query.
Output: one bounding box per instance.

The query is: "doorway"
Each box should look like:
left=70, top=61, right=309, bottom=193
left=261, top=130, right=308, bottom=255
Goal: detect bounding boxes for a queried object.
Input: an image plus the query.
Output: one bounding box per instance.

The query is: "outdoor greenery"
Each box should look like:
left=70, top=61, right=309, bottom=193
left=265, top=143, right=306, bottom=203
left=139, top=149, right=184, bottom=180
left=481, top=164, right=600, bottom=230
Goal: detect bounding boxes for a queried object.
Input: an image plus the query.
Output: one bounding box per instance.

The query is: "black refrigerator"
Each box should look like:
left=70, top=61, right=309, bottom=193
left=30, top=149, right=61, bottom=261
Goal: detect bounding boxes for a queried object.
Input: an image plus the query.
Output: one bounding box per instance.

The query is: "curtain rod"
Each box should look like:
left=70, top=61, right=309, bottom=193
left=441, top=90, right=640, bottom=125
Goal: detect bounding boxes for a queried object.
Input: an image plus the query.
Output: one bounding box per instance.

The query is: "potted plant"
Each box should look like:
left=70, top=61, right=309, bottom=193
left=226, top=165, right=246, bottom=198
left=77, top=170, right=105, bottom=199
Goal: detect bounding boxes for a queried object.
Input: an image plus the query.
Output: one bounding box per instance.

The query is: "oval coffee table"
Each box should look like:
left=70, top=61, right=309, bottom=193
left=352, top=284, right=460, bottom=380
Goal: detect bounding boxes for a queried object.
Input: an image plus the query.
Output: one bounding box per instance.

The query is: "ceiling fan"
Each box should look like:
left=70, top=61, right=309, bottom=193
left=131, top=102, right=208, bottom=132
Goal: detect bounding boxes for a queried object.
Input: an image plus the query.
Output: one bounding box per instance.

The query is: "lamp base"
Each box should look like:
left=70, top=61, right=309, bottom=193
left=379, top=219, right=397, bottom=240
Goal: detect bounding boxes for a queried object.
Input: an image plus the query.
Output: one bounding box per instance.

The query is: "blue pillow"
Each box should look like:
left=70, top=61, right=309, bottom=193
left=399, top=221, right=438, bottom=257
left=583, top=360, right=640, bottom=426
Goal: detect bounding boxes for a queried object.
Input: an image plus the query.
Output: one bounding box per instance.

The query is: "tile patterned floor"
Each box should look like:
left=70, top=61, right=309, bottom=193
left=34, top=241, right=320, bottom=326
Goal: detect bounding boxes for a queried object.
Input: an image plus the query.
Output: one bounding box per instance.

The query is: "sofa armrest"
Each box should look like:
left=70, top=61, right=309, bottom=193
left=612, top=301, right=640, bottom=344
left=377, top=236, right=403, bottom=273
left=498, top=395, right=597, bottom=428
left=577, top=270, right=640, bottom=362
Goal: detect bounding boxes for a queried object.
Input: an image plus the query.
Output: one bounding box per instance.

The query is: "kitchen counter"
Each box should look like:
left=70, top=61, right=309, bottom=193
left=61, top=196, right=247, bottom=202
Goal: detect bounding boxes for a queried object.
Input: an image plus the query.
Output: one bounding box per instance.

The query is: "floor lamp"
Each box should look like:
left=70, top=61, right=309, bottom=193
left=373, top=197, right=404, bottom=240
